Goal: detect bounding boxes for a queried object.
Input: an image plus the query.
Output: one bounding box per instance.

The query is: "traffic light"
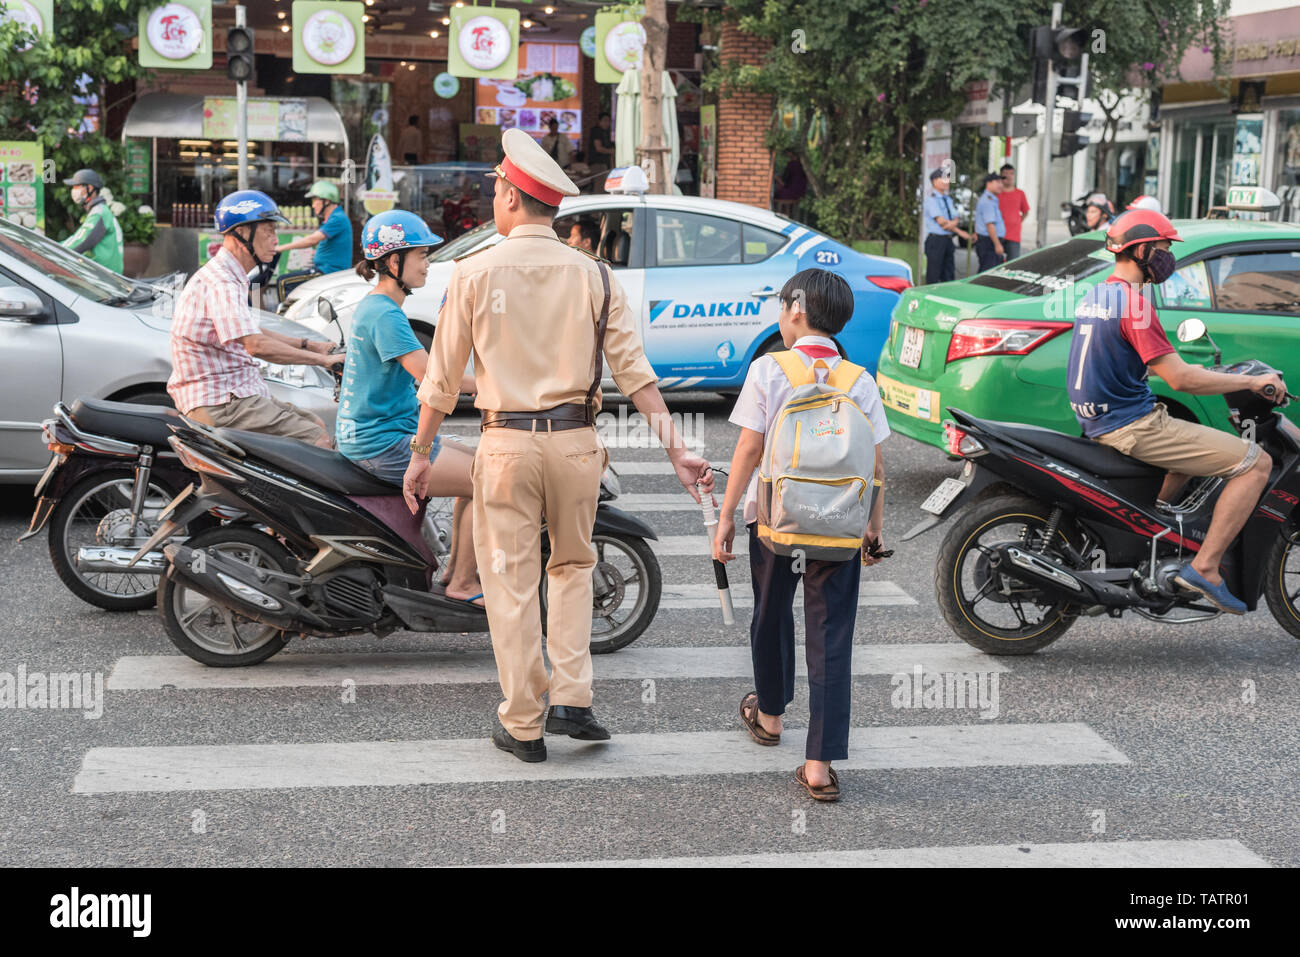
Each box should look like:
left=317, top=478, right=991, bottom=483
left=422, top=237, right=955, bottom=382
left=227, top=26, right=254, bottom=83
left=1058, top=109, right=1091, bottom=157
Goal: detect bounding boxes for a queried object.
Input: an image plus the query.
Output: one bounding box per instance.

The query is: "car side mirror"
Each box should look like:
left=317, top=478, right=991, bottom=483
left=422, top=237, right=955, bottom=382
left=1176, top=318, right=1207, bottom=343
left=0, top=286, right=45, bottom=321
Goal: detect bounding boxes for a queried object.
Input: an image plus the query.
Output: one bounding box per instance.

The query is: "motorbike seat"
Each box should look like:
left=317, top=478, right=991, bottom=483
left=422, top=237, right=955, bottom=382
left=69, top=397, right=182, bottom=448
left=218, top=428, right=401, bottom=497
left=967, top=416, right=1165, bottom=480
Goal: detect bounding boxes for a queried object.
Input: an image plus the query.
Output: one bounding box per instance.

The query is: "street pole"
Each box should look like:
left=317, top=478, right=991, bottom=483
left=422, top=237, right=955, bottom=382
left=235, top=4, right=249, bottom=191
left=1034, top=1, right=1062, bottom=250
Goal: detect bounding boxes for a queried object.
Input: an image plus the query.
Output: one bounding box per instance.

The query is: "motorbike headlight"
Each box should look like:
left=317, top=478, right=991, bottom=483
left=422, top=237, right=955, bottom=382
left=255, top=360, right=310, bottom=388
left=283, top=294, right=315, bottom=322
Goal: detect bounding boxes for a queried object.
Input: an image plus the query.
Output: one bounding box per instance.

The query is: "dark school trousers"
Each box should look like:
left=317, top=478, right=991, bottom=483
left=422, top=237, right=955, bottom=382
left=747, top=522, right=860, bottom=761
left=924, top=233, right=955, bottom=284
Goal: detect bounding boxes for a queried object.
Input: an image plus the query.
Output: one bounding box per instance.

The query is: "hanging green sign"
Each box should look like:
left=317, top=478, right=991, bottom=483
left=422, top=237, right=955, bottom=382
left=125, top=141, right=151, bottom=196
left=579, top=26, right=596, bottom=59
left=1, top=0, right=53, bottom=50
left=0, top=141, right=46, bottom=234
left=594, top=8, right=645, bottom=84
left=434, top=72, right=460, bottom=99
left=292, top=0, right=365, bottom=75
left=138, top=0, right=212, bottom=70
left=448, top=5, right=519, bottom=80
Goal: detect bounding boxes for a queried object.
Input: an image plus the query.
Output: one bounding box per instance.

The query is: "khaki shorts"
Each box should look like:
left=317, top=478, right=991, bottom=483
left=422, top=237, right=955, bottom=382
left=188, top=393, right=329, bottom=447
left=1096, top=403, right=1259, bottom=478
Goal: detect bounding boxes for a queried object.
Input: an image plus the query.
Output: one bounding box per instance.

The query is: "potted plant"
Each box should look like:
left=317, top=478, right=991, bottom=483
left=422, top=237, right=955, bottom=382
left=114, top=194, right=156, bottom=278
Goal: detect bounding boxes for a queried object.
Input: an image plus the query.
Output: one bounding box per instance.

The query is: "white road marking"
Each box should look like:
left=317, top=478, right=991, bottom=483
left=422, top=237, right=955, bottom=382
left=72, top=723, right=1125, bottom=794
left=660, top=581, right=916, bottom=609
left=106, top=642, right=1005, bottom=691
left=512, top=839, right=1270, bottom=868
left=652, top=534, right=746, bottom=556
left=610, top=462, right=727, bottom=475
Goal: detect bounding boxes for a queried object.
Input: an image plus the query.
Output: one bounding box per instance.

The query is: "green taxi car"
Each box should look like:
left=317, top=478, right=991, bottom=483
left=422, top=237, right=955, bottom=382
left=876, top=220, right=1300, bottom=451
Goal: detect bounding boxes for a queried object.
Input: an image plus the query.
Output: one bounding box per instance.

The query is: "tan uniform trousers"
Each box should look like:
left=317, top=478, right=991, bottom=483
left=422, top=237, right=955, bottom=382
left=472, top=423, right=608, bottom=740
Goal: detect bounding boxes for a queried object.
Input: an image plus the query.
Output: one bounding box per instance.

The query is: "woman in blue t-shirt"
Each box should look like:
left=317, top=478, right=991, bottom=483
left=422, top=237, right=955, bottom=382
left=337, top=210, right=482, bottom=607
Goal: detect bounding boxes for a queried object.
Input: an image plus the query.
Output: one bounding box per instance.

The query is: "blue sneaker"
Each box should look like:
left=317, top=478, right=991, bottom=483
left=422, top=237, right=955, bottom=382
left=1174, top=563, right=1247, bottom=615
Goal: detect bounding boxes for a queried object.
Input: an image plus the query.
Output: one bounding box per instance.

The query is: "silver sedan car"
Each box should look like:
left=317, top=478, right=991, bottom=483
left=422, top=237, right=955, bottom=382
left=0, top=216, right=337, bottom=483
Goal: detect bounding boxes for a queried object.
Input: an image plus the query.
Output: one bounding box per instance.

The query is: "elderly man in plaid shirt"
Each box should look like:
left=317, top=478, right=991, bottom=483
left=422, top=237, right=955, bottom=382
left=167, top=190, right=345, bottom=447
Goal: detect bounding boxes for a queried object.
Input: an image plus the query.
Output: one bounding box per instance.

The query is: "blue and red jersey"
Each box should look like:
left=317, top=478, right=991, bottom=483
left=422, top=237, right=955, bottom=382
left=1066, top=275, right=1175, bottom=438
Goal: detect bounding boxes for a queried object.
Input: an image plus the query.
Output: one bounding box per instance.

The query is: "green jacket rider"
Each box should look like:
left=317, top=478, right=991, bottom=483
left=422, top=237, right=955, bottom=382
left=60, top=169, right=124, bottom=274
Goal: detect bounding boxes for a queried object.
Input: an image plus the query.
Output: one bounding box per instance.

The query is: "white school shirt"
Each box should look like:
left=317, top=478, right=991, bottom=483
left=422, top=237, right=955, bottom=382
left=728, top=335, right=890, bottom=526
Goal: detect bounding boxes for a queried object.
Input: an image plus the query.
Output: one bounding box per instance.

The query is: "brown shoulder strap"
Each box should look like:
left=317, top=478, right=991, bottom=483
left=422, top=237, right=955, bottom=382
left=586, top=262, right=611, bottom=424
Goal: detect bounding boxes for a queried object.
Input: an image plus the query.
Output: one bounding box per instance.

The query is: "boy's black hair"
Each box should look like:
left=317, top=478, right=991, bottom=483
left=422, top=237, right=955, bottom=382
left=1000, top=163, right=1015, bottom=173
left=779, top=268, right=854, bottom=336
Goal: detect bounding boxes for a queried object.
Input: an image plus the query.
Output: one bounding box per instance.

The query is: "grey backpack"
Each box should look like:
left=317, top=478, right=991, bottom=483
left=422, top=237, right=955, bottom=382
left=756, top=350, right=878, bottom=561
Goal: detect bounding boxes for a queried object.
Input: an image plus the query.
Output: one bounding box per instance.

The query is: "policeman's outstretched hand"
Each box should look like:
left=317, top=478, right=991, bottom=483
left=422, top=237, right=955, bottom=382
left=675, top=453, right=714, bottom=503
left=403, top=455, right=433, bottom=515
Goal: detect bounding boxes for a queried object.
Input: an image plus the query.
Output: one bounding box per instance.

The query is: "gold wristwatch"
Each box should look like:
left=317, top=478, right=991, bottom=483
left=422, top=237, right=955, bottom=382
left=410, top=437, right=434, bottom=456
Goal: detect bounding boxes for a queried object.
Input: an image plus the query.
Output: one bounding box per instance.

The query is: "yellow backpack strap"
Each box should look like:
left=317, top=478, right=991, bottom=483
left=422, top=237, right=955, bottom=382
left=769, top=350, right=815, bottom=387
left=827, top=360, right=867, bottom=393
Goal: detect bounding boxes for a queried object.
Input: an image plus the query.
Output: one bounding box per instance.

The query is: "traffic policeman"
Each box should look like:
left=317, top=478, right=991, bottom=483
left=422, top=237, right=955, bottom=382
left=61, top=169, right=124, bottom=274
left=922, top=169, right=969, bottom=284
left=403, top=129, right=714, bottom=762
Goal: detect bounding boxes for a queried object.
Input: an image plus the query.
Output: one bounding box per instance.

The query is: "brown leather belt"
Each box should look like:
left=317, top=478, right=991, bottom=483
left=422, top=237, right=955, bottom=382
left=481, top=403, right=592, bottom=432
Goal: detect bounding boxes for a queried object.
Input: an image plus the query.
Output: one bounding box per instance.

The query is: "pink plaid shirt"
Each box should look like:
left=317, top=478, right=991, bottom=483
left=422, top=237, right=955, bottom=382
left=166, top=247, right=267, bottom=414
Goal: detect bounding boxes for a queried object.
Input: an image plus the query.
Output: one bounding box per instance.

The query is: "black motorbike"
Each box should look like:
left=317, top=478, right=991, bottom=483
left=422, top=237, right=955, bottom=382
left=129, top=418, right=662, bottom=666
left=905, top=321, right=1300, bottom=654
left=20, top=399, right=213, bottom=611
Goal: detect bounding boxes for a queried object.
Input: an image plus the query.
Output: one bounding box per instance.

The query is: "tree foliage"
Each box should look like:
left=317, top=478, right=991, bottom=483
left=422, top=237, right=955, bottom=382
left=0, top=0, right=156, bottom=240
left=711, top=0, right=1229, bottom=242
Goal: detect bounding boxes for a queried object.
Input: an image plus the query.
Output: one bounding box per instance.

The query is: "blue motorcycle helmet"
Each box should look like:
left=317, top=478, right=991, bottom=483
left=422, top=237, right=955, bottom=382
left=214, top=190, right=291, bottom=265
left=361, top=210, right=442, bottom=293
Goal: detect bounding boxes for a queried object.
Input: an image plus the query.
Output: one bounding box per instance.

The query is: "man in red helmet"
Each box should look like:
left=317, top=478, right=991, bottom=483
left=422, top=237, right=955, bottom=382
left=1065, top=208, right=1286, bottom=614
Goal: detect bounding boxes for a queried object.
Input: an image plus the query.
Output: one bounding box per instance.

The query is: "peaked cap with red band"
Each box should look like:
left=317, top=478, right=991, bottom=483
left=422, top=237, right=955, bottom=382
left=489, top=128, right=579, bottom=206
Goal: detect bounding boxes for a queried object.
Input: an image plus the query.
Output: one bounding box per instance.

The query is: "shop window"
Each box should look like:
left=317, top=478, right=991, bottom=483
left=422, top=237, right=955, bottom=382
left=742, top=224, right=787, bottom=263
left=655, top=210, right=741, bottom=266
left=1207, top=250, right=1300, bottom=315
left=1161, top=260, right=1213, bottom=310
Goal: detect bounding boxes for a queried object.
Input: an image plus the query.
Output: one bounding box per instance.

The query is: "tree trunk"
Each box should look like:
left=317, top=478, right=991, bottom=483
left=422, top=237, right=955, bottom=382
left=639, top=0, right=672, bottom=195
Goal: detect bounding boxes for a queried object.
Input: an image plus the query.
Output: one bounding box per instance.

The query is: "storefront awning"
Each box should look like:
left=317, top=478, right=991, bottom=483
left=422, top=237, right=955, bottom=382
left=123, top=94, right=346, bottom=144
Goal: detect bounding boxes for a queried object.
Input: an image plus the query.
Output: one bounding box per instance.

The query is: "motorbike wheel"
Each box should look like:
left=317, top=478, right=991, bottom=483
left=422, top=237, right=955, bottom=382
left=159, top=526, right=294, bottom=667
left=540, top=533, right=662, bottom=655
left=935, top=495, right=1078, bottom=655
left=48, top=469, right=183, bottom=611
left=1262, top=529, right=1300, bottom=639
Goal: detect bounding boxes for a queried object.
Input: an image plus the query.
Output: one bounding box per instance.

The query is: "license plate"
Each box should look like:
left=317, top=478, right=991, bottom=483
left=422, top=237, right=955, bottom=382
left=899, top=326, right=925, bottom=368
left=921, top=477, right=967, bottom=515
left=34, top=455, right=60, bottom=498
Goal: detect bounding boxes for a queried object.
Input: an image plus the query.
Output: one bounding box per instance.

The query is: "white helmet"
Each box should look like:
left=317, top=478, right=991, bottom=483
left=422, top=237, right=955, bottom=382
left=1127, top=195, right=1163, bottom=214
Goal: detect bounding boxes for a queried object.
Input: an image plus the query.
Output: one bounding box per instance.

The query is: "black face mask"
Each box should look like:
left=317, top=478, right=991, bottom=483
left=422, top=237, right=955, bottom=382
left=1139, top=246, right=1176, bottom=284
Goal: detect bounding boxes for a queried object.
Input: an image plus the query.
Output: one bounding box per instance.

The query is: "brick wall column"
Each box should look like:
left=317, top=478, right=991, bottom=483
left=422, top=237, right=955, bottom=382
left=715, top=20, right=773, bottom=209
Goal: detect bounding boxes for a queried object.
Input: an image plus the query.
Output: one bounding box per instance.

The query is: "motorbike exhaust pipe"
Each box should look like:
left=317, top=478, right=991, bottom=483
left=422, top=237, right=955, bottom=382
left=163, top=543, right=326, bottom=630
left=77, top=546, right=168, bottom=573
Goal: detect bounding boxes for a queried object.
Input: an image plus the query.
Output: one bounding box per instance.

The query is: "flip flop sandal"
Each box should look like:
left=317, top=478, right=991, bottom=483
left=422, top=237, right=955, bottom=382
left=447, top=592, right=485, bottom=609
left=795, top=765, right=840, bottom=802
left=739, top=692, right=780, bottom=746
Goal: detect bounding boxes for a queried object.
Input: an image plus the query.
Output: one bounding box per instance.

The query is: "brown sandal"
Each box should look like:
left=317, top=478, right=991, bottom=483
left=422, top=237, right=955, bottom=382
left=739, top=692, right=780, bottom=746
left=795, top=764, right=840, bottom=802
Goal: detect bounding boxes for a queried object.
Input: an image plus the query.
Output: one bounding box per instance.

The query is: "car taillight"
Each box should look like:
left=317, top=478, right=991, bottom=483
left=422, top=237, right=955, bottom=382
left=946, top=319, right=1072, bottom=363
left=868, top=275, right=912, bottom=293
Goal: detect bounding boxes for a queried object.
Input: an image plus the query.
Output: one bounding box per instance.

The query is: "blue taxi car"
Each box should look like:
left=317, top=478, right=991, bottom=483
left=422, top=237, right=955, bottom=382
left=282, top=187, right=912, bottom=391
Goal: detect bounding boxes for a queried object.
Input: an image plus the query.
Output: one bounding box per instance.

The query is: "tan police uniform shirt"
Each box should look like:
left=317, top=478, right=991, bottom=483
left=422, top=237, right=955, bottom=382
left=417, top=222, right=657, bottom=415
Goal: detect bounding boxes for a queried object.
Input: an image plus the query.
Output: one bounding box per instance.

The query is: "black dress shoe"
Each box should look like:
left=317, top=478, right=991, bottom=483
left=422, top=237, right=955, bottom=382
left=492, top=723, right=547, bottom=762
left=545, top=705, right=611, bottom=740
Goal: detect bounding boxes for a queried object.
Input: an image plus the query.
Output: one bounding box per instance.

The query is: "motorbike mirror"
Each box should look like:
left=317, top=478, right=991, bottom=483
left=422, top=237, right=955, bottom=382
left=317, top=296, right=337, bottom=324
left=1176, top=318, right=1207, bottom=343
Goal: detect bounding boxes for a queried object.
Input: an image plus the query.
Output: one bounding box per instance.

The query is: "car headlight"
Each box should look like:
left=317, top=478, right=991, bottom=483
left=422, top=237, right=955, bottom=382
left=284, top=294, right=316, bottom=322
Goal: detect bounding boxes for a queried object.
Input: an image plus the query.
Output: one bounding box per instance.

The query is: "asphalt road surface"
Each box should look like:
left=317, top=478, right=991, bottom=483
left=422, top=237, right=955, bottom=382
left=0, top=394, right=1295, bottom=867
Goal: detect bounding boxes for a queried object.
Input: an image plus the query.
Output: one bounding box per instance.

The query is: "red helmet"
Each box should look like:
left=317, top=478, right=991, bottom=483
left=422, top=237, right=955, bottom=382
left=1105, top=209, right=1183, bottom=254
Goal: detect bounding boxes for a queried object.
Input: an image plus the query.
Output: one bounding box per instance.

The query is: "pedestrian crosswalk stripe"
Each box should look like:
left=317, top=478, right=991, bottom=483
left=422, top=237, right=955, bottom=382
left=71, top=723, right=1125, bottom=794
left=609, top=462, right=728, bottom=475
left=660, top=582, right=916, bottom=609
left=106, top=642, right=1006, bottom=691
left=652, top=535, right=746, bottom=556
left=602, top=494, right=732, bottom=512
left=508, top=839, right=1270, bottom=869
